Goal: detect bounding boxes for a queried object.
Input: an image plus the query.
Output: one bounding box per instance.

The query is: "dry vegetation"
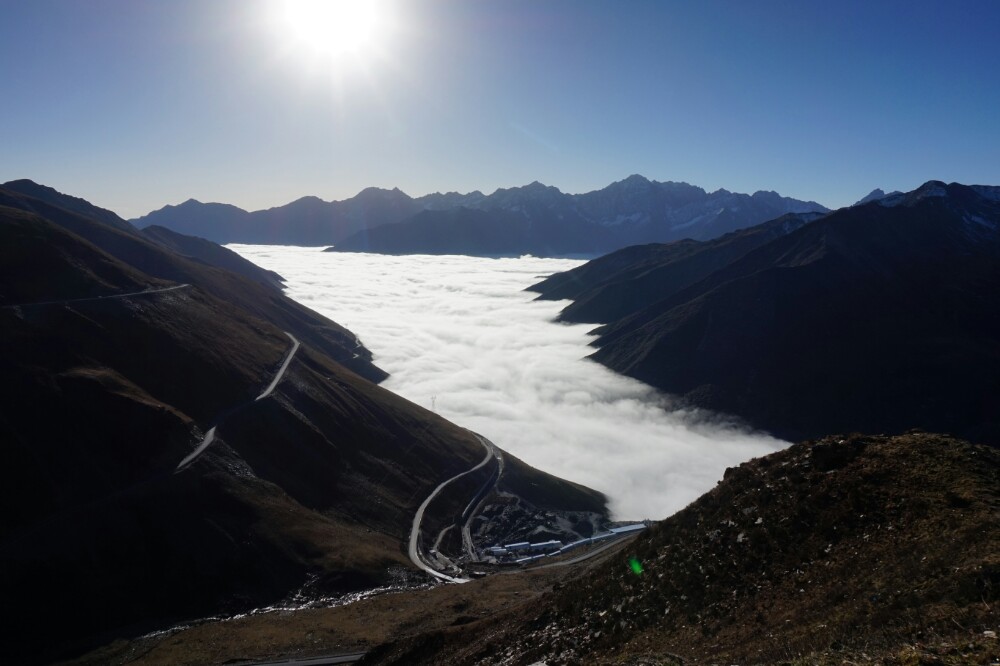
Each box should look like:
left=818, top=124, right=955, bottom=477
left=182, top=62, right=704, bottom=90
left=363, top=433, right=999, bottom=665
left=66, top=556, right=617, bottom=666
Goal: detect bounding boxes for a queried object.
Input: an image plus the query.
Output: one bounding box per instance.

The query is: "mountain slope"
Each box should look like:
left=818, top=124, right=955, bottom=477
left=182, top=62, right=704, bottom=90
left=141, top=223, right=284, bottom=290
left=3, top=178, right=138, bottom=233
left=366, top=432, right=1000, bottom=665
left=0, top=189, right=608, bottom=664
left=0, top=206, right=458, bottom=661
left=533, top=181, right=1000, bottom=445
left=529, top=211, right=824, bottom=324
left=0, top=184, right=386, bottom=382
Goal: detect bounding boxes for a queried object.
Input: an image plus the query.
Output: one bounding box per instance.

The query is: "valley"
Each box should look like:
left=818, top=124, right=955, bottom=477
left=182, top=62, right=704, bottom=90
left=0, top=184, right=610, bottom=665
left=230, top=246, right=784, bottom=521
left=2, top=177, right=998, bottom=666
left=5, top=2, right=1000, bottom=663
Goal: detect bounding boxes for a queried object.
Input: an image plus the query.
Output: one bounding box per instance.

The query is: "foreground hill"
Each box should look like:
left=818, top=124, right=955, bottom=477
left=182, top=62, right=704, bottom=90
left=532, top=181, right=1000, bottom=445
left=0, top=185, right=606, bottom=664
left=125, top=175, right=826, bottom=255
left=366, top=432, right=1000, bottom=665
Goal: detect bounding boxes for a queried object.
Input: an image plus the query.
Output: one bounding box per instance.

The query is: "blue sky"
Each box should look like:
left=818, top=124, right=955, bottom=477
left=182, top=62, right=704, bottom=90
left=2, top=0, right=998, bottom=218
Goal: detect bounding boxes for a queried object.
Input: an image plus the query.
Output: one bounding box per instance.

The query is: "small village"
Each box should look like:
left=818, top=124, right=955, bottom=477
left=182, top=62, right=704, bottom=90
left=483, top=523, right=648, bottom=565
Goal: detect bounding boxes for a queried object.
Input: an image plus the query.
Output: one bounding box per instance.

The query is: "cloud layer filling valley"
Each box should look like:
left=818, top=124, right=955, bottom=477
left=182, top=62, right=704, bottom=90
left=232, top=246, right=787, bottom=520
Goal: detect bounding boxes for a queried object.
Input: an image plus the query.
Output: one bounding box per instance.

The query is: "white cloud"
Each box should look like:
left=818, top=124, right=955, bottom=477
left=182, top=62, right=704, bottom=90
left=231, top=246, right=787, bottom=520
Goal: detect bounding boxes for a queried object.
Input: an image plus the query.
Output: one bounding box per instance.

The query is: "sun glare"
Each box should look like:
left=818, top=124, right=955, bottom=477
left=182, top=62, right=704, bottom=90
left=273, top=0, right=384, bottom=63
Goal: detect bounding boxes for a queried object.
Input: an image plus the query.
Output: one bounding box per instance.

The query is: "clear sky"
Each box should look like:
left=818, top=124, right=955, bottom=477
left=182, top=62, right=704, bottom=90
left=2, top=0, right=998, bottom=219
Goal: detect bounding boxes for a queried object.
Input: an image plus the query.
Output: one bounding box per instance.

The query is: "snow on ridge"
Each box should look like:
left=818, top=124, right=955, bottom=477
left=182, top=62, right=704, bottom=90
left=878, top=194, right=906, bottom=208
left=671, top=209, right=723, bottom=232
left=964, top=214, right=998, bottom=231
left=915, top=184, right=947, bottom=200
left=602, top=211, right=647, bottom=227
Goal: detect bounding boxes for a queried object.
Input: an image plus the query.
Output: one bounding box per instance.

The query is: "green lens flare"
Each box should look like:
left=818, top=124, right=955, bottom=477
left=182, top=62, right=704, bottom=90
left=628, top=557, right=643, bottom=575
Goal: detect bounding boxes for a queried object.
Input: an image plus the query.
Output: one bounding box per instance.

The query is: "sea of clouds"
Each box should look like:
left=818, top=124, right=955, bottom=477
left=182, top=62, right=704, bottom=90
left=231, top=246, right=787, bottom=520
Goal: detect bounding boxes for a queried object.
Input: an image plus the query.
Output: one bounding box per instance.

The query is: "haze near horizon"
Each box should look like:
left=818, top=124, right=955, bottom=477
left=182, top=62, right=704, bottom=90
left=2, top=0, right=999, bottom=218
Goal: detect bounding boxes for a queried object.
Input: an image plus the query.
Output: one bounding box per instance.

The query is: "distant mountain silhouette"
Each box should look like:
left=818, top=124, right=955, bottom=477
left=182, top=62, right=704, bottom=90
left=852, top=187, right=902, bottom=206
left=130, top=176, right=827, bottom=255
left=332, top=175, right=828, bottom=256
left=132, top=187, right=424, bottom=245
left=531, top=181, right=1000, bottom=445
left=0, top=182, right=606, bottom=663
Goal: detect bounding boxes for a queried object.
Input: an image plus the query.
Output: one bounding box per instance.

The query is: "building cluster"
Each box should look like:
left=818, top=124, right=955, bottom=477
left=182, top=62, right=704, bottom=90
left=483, top=523, right=647, bottom=565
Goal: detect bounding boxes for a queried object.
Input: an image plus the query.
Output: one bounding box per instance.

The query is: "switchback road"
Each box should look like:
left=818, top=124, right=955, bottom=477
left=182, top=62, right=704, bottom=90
left=256, top=332, right=300, bottom=401
left=407, top=432, right=500, bottom=583
left=175, top=332, right=300, bottom=472
left=461, top=434, right=504, bottom=560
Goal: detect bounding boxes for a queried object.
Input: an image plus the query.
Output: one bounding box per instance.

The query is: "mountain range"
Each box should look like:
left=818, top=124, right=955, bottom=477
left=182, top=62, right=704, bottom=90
left=530, top=180, right=1000, bottom=445
left=131, top=175, right=828, bottom=256
left=0, top=180, right=606, bottom=664
left=6, top=175, right=999, bottom=665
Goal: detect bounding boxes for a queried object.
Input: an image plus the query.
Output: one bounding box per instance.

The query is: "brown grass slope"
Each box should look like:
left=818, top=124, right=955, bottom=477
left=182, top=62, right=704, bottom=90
left=364, top=433, right=999, bottom=665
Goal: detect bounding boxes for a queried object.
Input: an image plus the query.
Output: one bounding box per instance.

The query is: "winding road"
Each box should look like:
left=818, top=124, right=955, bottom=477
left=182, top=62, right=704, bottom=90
left=175, top=331, right=300, bottom=472
left=256, top=332, right=300, bottom=401
left=244, top=653, right=366, bottom=666
left=460, top=435, right=504, bottom=560
left=1, top=283, right=190, bottom=309
left=406, top=432, right=501, bottom=583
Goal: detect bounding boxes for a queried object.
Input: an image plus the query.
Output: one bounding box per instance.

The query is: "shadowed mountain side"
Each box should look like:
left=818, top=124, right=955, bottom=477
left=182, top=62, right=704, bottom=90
left=1, top=466, right=408, bottom=666
left=363, top=433, right=1000, bottom=665
left=532, top=181, right=1000, bottom=445
left=329, top=207, right=610, bottom=256
left=0, top=207, right=165, bottom=304
left=141, top=224, right=285, bottom=290
left=2, top=178, right=137, bottom=233
left=528, top=212, right=824, bottom=324
left=0, top=200, right=609, bottom=664
left=0, top=185, right=386, bottom=382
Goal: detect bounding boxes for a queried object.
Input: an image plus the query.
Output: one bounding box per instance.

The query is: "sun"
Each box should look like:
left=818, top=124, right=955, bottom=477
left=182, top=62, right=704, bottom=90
left=272, top=0, right=384, bottom=62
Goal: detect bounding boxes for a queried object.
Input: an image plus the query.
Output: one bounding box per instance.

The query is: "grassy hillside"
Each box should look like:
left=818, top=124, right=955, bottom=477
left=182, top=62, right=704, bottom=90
left=367, top=432, right=999, bottom=665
